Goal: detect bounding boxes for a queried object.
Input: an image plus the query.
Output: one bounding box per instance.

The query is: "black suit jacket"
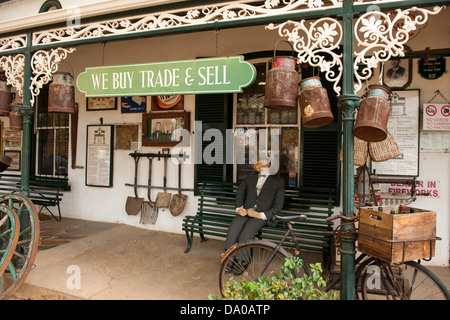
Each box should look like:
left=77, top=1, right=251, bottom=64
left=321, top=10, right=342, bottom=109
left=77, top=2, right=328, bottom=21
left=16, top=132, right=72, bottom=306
left=235, top=172, right=285, bottom=221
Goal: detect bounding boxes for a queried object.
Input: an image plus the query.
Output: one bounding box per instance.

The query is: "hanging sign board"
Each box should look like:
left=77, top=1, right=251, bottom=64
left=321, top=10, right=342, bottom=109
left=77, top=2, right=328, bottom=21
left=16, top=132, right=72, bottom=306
left=423, top=103, right=450, bottom=131
left=418, top=57, right=445, bottom=80
left=77, top=56, right=256, bottom=97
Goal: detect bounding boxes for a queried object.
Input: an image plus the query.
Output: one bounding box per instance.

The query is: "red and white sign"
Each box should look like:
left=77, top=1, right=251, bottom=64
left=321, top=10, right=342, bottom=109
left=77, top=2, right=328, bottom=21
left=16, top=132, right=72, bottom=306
left=381, top=180, right=440, bottom=198
left=423, top=103, right=450, bottom=131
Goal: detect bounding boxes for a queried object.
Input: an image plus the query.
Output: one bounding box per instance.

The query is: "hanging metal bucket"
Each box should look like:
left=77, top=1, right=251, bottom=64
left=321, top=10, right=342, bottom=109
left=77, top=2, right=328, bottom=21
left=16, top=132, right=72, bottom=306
left=48, top=72, right=75, bottom=113
left=264, top=40, right=299, bottom=110
left=0, top=74, right=14, bottom=116
left=298, top=76, right=334, bottom=128
left=9, top=103, right=23, bottom=131
left=353, top=85, right=392, bottom=142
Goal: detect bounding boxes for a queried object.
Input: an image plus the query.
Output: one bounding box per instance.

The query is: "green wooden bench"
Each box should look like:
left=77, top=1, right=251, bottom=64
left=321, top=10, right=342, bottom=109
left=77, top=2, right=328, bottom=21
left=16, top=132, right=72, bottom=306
left=182, top=180, right=335, bottom=266
left=0, top=173, right=69, bottom=221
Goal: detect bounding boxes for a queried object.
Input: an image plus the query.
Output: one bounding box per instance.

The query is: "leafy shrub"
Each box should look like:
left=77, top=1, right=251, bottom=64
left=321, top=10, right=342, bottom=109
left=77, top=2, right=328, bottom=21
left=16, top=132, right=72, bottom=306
left=209, top=255, right=338, bottom=300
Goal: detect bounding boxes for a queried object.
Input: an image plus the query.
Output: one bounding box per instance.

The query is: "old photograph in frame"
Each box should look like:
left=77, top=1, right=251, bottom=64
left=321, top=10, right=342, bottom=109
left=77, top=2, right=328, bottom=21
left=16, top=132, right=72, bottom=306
left=382, top=58, right=412, bottom=90
left=85, top=124, right=114, bottom=187
left=142, top=111, right=190, bottom=147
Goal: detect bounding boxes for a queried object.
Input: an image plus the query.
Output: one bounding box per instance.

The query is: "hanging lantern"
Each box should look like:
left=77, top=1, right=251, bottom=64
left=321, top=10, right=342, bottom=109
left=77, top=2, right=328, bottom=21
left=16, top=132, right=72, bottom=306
left=0, top=72, right=14, bottom=116
left=298, top=76, right=334, bottom=128
left=264, top=40, right=299, bottom=110
left=48, top=72, right=75, bottom=113
left=9, top=103, right=23, bottom=131
left=353, top=84, right=392, bottom=142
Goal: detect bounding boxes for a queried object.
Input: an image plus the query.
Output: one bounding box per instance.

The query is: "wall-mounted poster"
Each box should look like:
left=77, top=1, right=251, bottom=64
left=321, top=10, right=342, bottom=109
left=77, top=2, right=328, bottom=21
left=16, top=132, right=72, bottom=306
left=121, top=96, right=147, bottom=113
left=151, top=95, right=184, bottom=111
left=371, top=90, right=420, bottom=177
left=115, top=124, right=141, bottom=150
left=87, top=97, right=117, bottom=111
left=4, top=150, right=20, bottom=171
left=86, top=125, right=114, bottom=187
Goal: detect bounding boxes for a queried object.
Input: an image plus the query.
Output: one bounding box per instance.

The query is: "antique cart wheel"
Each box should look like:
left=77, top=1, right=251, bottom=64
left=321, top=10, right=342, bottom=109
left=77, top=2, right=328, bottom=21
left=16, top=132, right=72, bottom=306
left=0, top=194, right=40, bottom=300
left=0, top=205, right=20, bottom=276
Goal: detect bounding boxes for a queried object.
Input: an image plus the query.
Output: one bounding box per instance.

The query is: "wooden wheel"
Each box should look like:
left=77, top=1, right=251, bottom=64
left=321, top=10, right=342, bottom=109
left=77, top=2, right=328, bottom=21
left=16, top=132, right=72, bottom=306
left=0, top=194, right=40, bottom=300
left=0, top=205, right=20, bottom=276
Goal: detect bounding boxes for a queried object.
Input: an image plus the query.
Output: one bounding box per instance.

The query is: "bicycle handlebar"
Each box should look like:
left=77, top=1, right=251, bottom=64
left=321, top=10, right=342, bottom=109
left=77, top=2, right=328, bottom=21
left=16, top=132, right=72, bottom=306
left=326, top=214, right=358, bottom=222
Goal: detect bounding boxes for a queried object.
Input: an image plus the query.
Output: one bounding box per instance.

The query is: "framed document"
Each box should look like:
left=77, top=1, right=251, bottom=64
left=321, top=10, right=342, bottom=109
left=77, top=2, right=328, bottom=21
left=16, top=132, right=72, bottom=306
left=371, top=90, right=420, bottom=176
left=85, top=125, right=114, bottom=187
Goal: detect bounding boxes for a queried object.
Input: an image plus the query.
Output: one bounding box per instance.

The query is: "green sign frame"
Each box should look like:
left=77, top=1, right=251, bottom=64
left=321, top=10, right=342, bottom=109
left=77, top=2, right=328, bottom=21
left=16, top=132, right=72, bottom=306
left=77, top=56, right=256, bottom=97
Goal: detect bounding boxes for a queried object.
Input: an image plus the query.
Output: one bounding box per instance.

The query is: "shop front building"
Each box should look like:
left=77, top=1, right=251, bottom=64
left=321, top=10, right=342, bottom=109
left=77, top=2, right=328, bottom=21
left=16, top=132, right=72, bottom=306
left=0, top=0, right=449, bottom=281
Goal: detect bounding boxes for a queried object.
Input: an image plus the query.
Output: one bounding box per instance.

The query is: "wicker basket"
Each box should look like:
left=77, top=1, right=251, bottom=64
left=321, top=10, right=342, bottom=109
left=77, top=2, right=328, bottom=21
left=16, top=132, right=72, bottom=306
left=369, top=131, right=400, bottom=162
left=340, top=136, right=368, bottom=166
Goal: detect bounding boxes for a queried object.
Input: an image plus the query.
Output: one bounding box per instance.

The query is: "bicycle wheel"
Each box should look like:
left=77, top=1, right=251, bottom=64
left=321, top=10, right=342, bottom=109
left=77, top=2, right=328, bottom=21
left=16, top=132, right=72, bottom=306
left=219, top=239, right=294, bottom=295
left=0, top=194, right=40, bottom=300
left=361, top=259, right=450, bottom=300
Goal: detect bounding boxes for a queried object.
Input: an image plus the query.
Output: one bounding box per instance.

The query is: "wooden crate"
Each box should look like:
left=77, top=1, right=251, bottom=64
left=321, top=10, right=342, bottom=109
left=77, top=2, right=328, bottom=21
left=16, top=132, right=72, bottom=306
left=358, top=206, right=437, bottom=264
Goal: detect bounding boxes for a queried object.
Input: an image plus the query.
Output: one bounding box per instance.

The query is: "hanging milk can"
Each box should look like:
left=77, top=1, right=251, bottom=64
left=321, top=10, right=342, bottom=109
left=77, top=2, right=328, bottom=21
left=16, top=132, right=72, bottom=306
left=298, top=76, right=334, bottom=128
left=0, top=73, right=14, bottom=116
left=9, top=103, right=23, bottom=131
left=264, top=40, right=299, bottom=110
left=353, top=84, right=392, bottom=142
left=48, top=72, right=75, bottom=113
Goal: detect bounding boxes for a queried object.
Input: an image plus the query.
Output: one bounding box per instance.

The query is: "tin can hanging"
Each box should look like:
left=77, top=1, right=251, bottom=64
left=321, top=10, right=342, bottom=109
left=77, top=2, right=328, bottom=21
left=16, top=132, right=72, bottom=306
left=9, top=103, right=23, bottom=131
left=298, top=76, right=334, bottom=128
left=48, top=72, right=75, bottom=113
left=264, top=40, right=299, bottom=110
left=353, top=84, right=392, bottom=142
left=0, top=72, right=14, bottom=116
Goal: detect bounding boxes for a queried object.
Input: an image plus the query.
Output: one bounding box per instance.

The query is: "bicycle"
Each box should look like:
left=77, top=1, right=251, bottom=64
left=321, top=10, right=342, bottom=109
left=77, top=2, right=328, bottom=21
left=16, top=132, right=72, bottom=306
left=219, top=213, right=450, bottom=300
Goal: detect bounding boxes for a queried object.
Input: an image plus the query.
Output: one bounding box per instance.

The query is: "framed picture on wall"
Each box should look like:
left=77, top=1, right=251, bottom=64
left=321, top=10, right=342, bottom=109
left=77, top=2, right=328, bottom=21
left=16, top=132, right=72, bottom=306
left=142, top=111, right=190, bottom=147
left=4, top=150, right=20, bottom=171
left=86, top=97, right=117, bottom=111
left=151, top=95, right=184, bottom=111
left=120, top=96, right=147, bottom=113
left=382, top=58, right=412, bottom=89
left=85, top=125, right=114, bottom=187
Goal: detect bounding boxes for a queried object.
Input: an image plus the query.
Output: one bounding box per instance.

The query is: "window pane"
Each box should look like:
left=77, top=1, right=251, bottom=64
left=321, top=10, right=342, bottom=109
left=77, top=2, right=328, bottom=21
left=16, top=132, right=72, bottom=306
left=55, top=128, right=68, bottom=176
left=267, top=109, right=297, bottom=124
left=38, top=129, right=54, bottom=175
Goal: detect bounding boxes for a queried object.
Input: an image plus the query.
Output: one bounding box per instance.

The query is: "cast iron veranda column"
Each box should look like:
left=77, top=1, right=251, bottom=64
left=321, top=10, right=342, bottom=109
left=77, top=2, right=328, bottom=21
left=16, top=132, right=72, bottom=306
left=20, top=33, right=33, bottom=197
left=337, top=0, right=359, bottom=300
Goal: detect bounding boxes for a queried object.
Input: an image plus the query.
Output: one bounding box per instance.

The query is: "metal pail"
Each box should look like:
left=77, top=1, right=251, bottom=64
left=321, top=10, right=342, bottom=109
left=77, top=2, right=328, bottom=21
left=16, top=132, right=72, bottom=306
left=48, top=72, right=75, bottom=113
left=353, top=85, right=392, bottom=142
left=264, top=40, right=299, bottom=110
left=0, top=75, right=13, bottom=116
left=298, top=76, right=334, bottom=128
left=9, top=103, right=23, bottom=131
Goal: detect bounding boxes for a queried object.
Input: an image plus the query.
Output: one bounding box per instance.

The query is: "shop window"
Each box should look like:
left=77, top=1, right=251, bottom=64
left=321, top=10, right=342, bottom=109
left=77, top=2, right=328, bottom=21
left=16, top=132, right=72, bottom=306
left=35, top=84, right=69, bottom=178
left=235, top=62, right=300, bottom=187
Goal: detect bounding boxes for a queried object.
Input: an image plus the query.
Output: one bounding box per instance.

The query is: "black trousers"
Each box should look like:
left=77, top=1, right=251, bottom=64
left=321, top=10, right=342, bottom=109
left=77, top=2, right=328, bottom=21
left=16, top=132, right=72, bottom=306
left=224, top=215, right=266, bottom=261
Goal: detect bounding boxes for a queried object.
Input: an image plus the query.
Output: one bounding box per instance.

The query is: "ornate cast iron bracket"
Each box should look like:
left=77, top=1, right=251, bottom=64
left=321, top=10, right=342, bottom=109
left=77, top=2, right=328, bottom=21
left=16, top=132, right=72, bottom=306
left=29, top=47, right=75, bottom=106
left=0, top=54, right=25, bottom=97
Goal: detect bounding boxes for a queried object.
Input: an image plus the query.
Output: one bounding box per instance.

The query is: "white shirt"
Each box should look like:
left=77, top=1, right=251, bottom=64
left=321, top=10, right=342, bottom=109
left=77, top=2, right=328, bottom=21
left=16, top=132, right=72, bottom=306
left=236, top=168, right=270, bottom=220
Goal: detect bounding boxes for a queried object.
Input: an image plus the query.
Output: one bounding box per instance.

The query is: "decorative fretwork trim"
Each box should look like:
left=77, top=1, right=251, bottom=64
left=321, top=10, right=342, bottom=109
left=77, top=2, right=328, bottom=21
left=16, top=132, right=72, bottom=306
left=31, top=0, right=342, bottom=46
left=30, top=47, right=76, bottom=106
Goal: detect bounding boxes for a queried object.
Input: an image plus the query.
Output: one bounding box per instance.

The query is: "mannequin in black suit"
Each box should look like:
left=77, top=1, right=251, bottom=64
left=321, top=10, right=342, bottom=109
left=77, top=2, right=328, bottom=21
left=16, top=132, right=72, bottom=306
left=223, top=159, right=285, bottom=273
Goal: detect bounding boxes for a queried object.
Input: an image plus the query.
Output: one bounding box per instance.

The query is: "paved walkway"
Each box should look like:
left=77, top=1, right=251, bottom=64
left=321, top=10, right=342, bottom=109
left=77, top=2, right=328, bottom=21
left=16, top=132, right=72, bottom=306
left=11, top=216, right=450, bottom=300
